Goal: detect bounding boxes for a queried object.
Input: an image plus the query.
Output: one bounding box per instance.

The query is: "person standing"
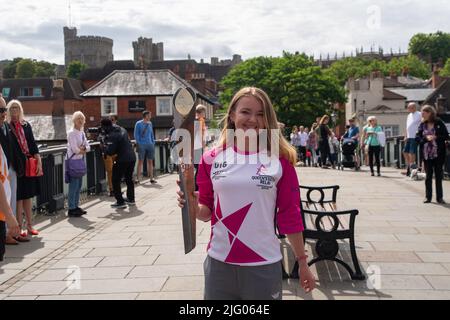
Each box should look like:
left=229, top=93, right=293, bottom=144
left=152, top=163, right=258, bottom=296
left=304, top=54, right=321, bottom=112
left=364, top=116, right=383, bottom=177
left=194, top=105, right=207, bottom=190
left=298, top=126, right=309, bottom=165
left=66, top=112, right=90, bottom=217
left=103, top=115, right=118, bottom=196
left=403, top=102, right=422, bottom=176
left=0, top=144, right=21, bottom=261
left=176, top=87, right=315, bottom=300
left=134, top=111, right=156, bottom=184
left=416, top=105, right=449, bottom=204
left=0, top=95, right=27, bottom=244
left=343, top=118, right=360, bottom=168
left=6, top=100, right=42, bottom=238
left=308, top=123, right=318, bottom=167
left=318, top=115, right=332, bottom=168
left=289, top=126, right=301, bottom=162
left=329, top=132, right=339, bottom=169
left=103, top=119, right=137, bottom=209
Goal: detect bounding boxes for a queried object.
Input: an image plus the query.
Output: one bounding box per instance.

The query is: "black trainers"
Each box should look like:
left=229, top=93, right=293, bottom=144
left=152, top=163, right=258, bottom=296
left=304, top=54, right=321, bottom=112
left=150, top=179, right=157, bottom=184
left=124, top=198, right=136, bottom=206
left=111, top=202, right=127, bottom=209
left=68, top=209, right=82, bottom=217
left=76, top=207, right=87, bottom=215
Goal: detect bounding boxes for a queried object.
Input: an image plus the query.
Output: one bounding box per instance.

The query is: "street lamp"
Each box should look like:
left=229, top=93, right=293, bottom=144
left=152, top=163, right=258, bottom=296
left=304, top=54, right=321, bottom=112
left=330, top=110, right=337, bottom=129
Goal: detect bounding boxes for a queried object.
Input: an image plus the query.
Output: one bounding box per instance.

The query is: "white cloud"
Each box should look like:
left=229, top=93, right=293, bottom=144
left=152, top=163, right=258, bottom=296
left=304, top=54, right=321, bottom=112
left=0, top=0, right=449, bottom=64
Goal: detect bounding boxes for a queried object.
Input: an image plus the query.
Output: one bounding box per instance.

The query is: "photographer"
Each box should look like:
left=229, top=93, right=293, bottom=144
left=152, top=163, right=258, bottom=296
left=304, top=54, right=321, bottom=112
left=101, top=118, right=136, bottom=209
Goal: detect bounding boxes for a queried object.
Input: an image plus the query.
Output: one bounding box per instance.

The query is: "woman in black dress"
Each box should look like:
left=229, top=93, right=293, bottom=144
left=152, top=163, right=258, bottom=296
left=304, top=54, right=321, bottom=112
left=6, top=100, right=42, bottom=237
left=416, top=105, right=449, bottom=204
left=318, top=115, right=332, bottom=168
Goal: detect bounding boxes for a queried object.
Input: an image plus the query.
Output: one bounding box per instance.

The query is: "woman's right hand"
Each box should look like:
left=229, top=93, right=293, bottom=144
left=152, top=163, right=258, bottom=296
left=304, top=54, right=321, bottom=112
left=176, top=180, right=199, bottom=210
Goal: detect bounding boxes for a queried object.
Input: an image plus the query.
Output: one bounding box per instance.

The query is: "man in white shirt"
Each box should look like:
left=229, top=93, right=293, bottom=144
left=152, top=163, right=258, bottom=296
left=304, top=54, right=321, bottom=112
left=403, top=102, right=422, bottom=176
left=298, top=126, right=309, bottom=164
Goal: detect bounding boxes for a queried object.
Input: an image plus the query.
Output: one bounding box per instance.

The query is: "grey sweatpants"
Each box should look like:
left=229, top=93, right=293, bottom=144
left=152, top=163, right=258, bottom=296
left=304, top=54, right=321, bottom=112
left=203, top=255, right=283, bottom=300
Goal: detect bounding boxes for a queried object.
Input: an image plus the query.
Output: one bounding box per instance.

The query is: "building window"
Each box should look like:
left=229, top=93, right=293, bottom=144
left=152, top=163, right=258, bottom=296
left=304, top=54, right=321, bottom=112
left=33, top=87, right=43, bottom=97
left=2, top=87, right=10, bottom=98
left=19, top=87, right=43, bottom=97
left=156, top=97, right=172, bottom=116
left=19, top=87, right=32, bottom=97
left=381, top=125, right=399, bottom=138
left=101, top=97, right=118, bottom=116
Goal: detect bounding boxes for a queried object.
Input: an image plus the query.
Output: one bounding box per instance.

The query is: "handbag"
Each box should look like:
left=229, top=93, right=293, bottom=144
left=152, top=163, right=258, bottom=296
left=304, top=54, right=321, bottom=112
left=66, top=154, right=87, bottom=178
left=377, top=131, right=386, bottom=148
left=25, top=156, right=43, bottom=177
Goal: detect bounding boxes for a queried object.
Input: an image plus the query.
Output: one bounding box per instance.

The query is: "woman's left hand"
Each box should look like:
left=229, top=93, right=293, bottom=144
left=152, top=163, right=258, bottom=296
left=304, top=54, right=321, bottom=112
left=298, top=262, right=316, bottom=293
left=36, top=163, right=43, bottom=176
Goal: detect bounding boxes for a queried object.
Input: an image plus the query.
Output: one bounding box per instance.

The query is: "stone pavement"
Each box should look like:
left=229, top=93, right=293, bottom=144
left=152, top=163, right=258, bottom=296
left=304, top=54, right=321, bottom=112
left=0, top=166, right=449, bottom=300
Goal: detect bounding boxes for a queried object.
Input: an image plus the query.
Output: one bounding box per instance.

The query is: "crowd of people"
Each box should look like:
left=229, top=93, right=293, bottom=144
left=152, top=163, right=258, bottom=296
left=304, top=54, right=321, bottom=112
left=288, top=102, right=449, bottom=203
left=0, top=100, right=162, bottom=259
left=289, top=115, right=342, bottom=170
left=0, top=96, right=41, bottom=255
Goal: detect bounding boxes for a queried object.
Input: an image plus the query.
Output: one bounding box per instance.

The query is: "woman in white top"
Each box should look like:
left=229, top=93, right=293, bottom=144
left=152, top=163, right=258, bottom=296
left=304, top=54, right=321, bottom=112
left=66, top=112, right=90, bottom=217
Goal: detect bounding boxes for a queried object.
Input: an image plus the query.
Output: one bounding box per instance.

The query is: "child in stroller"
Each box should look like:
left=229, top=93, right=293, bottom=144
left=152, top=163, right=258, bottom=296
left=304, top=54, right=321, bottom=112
left=339, top=138, right=360, bottom=170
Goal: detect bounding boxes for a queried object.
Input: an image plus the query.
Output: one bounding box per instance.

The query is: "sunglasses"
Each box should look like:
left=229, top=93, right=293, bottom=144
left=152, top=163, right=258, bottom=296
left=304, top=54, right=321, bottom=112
left=0, top=108, right=7, bottom=113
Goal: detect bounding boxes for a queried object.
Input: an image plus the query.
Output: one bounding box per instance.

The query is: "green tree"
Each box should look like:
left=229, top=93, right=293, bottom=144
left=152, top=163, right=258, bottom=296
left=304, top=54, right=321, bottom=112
left=409, top=31, right=450, bottom=63
left=2, top=57, right=23, bottom=79
left=34, top=60, right=56, bottom=77
left=220, top=53, right=346, bottom=127
left=386, top=55, right=430, bottom=79
left=66, top=60, right=88, bottom=79
left=324, top=57, right=372, bottom=85
left=15, top=59, right=35, bottom=78
left=440, top=58, right=450, bottom=77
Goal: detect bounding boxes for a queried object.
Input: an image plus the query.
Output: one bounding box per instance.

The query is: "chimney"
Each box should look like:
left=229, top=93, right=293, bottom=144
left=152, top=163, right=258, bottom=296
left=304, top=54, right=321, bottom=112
left=370, top=70, right=382, bottom=80
left=401, top=66, right=409, bottom=77
left=52, top=79, right=65, bottom=117
left=436, top=94, right=448, bottom=114
left=432, top=64, right=443, bottom=89
left=389, top=71, right=398, bottom=82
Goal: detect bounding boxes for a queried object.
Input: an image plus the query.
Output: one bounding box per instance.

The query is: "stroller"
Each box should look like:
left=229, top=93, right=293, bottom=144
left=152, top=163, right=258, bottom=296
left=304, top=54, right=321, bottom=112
left=339, top=138, right=359, bottom=170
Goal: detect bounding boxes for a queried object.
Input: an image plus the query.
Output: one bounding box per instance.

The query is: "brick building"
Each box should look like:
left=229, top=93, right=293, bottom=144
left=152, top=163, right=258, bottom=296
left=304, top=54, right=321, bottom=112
left=0, top=77, right=84, bottom=142
left=80, top=70, right=215, bottom=139
left=0, top=77, right=84, bottom=115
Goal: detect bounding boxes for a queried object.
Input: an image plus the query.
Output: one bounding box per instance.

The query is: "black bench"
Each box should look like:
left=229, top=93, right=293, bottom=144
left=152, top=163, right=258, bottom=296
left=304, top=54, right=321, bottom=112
left=287, top=185, right=365, bottom=281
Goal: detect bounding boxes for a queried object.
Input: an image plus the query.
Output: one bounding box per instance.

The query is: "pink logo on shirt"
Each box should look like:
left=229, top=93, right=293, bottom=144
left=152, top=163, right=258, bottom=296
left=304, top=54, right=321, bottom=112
left=256, top=164, right=267, bottom=176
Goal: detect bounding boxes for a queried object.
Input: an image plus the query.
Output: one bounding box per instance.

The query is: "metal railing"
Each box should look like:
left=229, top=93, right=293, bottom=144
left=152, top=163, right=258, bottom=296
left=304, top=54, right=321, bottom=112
left=382, top=135, right=450, bottom=179
left=33, top=140, right=172, bottom=215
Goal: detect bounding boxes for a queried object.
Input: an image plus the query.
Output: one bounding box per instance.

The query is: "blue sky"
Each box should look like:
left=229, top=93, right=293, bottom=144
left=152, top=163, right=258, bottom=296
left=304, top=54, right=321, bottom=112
left=0, top=0, right=449, bottom=64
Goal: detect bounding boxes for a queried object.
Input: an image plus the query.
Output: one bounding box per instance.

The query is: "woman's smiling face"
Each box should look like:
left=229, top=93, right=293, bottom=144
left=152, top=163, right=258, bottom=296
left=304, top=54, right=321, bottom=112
left=230, top=96, right=266, bottom=134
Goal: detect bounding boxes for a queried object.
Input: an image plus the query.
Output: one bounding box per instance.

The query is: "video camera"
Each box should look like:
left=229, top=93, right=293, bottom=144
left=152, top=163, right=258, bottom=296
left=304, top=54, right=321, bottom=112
left=87, top=126, right=110, bottom=155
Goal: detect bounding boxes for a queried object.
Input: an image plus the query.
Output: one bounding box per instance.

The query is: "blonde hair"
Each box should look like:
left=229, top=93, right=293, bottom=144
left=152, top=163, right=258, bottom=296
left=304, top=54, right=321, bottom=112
left=196, top=104, right=207, bottom=114
left=72, top=111, right=86, bottom=125
left=6, top=99, right=25, bottom=123
left=367, top=116, right=378, bottom=125
left=217, top=87, right=297, bottom=165
left=319, top=115, right=330, bottom=125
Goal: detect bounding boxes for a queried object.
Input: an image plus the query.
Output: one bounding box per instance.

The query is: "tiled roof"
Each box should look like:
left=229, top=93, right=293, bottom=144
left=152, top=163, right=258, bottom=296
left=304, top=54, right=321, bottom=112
left=0, top=77, right=84, bottom=101
left=80, top=69, right=214, bottom=104
left=383, top=89, right=406, bottom=100
left=79, top=60, right=136, bottom=81
left=423, top=77, right=450, bottom=110
left=388, top=88, right=436, bottom=102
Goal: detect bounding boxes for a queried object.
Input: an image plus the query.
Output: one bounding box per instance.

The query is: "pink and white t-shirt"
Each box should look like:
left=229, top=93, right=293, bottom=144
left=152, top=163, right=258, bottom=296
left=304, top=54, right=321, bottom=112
left=197, top=145, right=304, bottom=266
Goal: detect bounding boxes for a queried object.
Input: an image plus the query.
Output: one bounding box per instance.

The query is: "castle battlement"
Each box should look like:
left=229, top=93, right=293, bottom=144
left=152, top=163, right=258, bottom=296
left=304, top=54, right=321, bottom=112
left=64, top=26, right=114, bottom=68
